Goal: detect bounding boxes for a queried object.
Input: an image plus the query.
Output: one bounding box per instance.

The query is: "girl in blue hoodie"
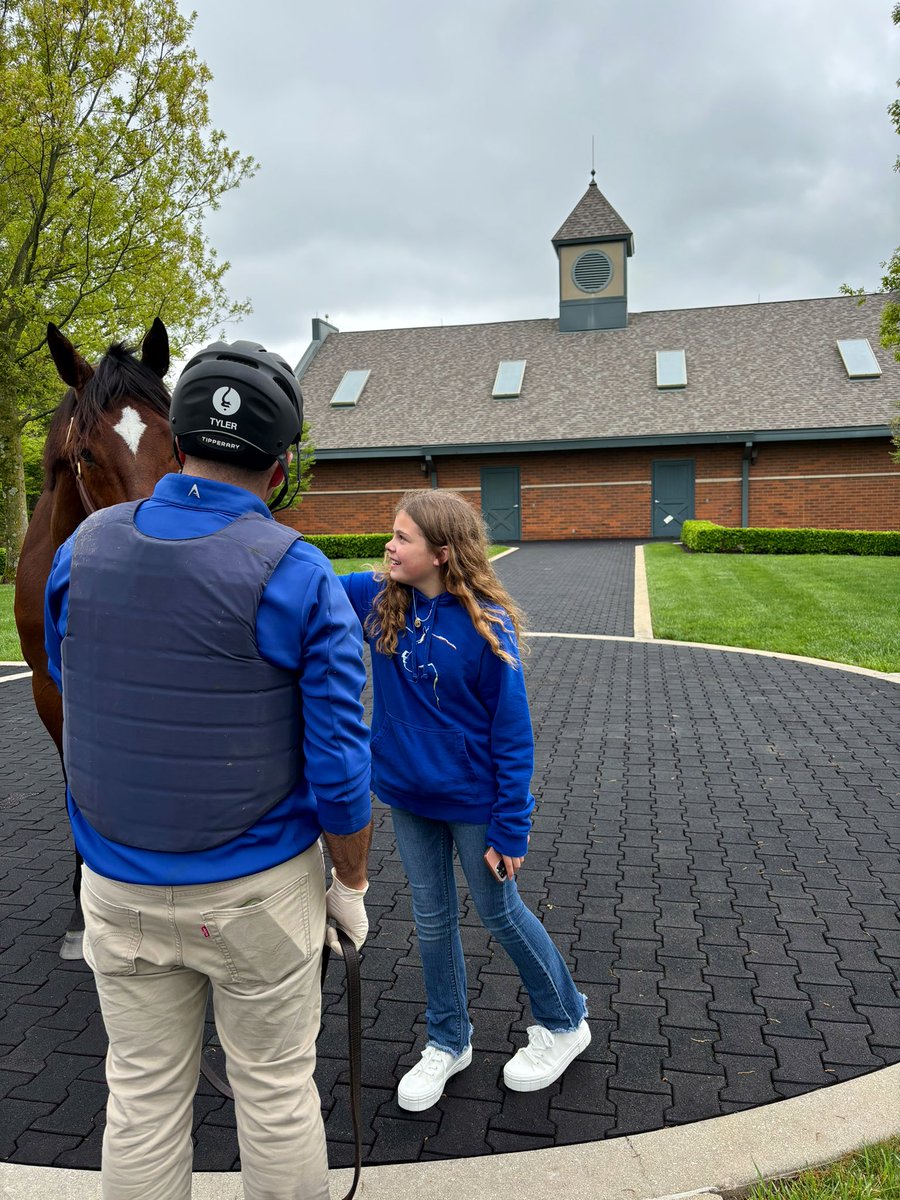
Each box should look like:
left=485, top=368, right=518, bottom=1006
left=340, top=489, right=588, bottom=1112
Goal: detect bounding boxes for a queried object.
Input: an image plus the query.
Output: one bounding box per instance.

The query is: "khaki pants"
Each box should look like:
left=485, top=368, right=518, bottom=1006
left=81, top=843, right=329, bottom=1200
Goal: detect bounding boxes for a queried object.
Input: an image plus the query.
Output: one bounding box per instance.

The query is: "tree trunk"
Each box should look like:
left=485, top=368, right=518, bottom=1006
left=0, top=381, right=29, bottom=583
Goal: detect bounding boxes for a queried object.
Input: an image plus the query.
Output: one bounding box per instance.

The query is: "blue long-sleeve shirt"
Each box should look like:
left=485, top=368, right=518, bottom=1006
left=45, top=473, right=371, bottom=885
left=339, top=572, right=534, bottom=857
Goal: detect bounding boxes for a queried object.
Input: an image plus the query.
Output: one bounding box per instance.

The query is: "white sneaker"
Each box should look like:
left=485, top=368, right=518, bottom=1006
left=503, top=1020, right=591, bottom=1092
left=397, top=1044, right=472, bottom=1112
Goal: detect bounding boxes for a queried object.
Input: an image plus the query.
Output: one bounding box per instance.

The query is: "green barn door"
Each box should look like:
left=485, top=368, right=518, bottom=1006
left=651, top=459, right=694, bottom=537
left=480, top=467, right=521, bottom=541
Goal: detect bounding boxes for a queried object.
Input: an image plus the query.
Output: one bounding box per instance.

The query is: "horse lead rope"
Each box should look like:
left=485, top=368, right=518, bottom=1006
left=73, top=460, right=97, bottom=515
left=65, top=418, right=99, bottom=515
left=199, top=927, right=363, bottom=1200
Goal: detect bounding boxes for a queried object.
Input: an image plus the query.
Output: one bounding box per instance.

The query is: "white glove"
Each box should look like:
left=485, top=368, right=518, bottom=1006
left=324, top=867, right=369, bottom=955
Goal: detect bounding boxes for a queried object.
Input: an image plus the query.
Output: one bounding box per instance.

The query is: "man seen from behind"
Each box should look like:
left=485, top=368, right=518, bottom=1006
left=45, top=339, right=372, bottom=1200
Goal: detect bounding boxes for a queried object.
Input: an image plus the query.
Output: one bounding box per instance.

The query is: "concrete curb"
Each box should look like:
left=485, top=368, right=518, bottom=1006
left=0, top=669, right=31, bottom=682
left=325, top=1063, right=900, bottom=1199
left=1, top=1065, right=897, bottom=1198
left=633, top=544, right=654, bottom=639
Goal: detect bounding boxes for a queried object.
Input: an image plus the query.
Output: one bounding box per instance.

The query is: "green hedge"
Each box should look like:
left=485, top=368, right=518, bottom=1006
left=681, top=520, right=900, bottom=555
left=303, top=533, right=389, bottom=560
left=0, top=547, right=5, bottom=577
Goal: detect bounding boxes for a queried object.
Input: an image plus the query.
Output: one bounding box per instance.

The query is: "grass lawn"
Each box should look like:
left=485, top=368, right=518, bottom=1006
left=741, top=1137, right=900, bottom=1199
left=0, top=585, right=22, bottom=661
left=644, top=543, right=900, bottom=673
left=329, top=558, right=381, bottom=574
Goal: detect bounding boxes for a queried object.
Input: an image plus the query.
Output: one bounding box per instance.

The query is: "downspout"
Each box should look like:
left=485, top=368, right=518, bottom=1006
left=422, top=453, right=437, bottom=489
left=741, top=441, right=755, bottom=527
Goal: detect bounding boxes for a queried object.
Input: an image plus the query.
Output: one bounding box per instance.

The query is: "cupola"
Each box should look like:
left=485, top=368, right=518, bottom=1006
left=553, top=173, right=633, bottom=332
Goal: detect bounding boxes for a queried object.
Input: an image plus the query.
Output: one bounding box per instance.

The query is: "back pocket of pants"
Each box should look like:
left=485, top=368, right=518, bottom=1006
left=201, top=874, right=312, bottom=985
left=81, top=881, right=142, bottom=977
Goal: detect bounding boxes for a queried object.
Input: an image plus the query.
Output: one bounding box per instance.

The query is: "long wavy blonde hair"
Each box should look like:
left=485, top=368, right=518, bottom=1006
left=366, top=489, right=526, bottom=667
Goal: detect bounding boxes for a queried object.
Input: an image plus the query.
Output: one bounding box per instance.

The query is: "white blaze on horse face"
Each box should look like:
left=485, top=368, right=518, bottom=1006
left=113, top=406, right=147, bottom=456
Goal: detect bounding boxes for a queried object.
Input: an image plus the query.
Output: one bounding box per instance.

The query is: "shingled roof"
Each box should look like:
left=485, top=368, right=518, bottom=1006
left=298, top=294, right=898, bottom=457
left=552, top=177, right=634, bottom=252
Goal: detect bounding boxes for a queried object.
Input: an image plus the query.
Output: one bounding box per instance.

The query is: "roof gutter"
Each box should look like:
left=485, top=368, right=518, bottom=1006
left=310, top=424, right=893, bottom=461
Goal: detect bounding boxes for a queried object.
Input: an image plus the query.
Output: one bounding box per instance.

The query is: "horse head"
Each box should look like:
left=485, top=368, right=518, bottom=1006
left=16, top=318, right=177, bottom=742
left=43, top=319, right=176, bottom=544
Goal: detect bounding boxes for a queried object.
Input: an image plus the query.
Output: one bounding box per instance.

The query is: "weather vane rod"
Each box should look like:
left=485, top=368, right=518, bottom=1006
left=591, top=135, right=596, bottom=181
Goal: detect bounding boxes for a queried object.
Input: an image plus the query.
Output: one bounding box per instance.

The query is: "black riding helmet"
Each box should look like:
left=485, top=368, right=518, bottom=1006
left=170, top=339, right=303, bottom=509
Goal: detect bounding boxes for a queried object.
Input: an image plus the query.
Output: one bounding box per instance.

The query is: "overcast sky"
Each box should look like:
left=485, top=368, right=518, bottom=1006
left=180, top=0, right=899, bottom=370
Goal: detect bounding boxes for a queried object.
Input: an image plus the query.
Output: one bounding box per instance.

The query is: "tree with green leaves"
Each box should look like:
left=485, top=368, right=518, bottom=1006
left=0, top=0, right=257, bottom=582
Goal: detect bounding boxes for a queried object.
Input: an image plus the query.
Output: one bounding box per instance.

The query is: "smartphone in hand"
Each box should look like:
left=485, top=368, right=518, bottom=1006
left=483, top=846, right=509, bottom=883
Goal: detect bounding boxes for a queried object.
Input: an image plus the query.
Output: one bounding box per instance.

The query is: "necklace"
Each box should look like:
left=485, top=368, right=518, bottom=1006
left=411, top=592, right=437, bottom=629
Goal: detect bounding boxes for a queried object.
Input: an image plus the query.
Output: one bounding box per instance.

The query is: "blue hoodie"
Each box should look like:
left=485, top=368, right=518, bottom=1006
left=339, top=572, right=534, bottom=857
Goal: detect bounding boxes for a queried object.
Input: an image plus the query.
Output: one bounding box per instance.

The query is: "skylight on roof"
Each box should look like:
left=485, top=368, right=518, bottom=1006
left=330, top=369, right=371, bottom=407
left=656, top=350, right=687, bottom=389
left=492, top=360, right=526, bottom=399
left=836, top=339, right=881, bottom=379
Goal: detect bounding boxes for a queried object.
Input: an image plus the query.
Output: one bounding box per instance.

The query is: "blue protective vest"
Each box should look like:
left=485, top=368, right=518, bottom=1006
left=62, top=501, right=302, bottom=852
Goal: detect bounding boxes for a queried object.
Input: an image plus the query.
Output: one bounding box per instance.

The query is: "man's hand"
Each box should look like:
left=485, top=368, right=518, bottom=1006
left=322, top=821, right=372, bottom=954
left=325, top=868, right=369, bottom=955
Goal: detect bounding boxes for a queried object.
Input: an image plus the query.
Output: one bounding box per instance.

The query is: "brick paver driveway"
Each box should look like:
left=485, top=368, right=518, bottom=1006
left=0, top=541, right=897, bottom=1169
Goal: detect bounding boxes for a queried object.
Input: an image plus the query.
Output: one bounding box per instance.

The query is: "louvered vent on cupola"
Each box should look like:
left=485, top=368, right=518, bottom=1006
left=572, top=251, right=613, bottom=293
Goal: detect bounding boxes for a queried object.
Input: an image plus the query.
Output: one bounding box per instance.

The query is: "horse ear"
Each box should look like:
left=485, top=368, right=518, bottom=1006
left=141, top=317, right=170, bottom=378
left=47, top=322, right=94, bottom=390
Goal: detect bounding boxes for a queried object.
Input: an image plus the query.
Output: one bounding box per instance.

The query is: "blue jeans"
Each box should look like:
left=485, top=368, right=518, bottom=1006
left=391, top=808, right=587, bottom=1057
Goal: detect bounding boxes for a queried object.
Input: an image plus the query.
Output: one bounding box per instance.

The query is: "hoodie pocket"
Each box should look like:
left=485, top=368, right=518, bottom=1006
left=372, top=715, right=480, bottom=803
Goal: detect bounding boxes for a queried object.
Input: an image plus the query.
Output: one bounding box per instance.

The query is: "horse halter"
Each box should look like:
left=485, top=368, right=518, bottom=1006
left=65, top=417, right=99, bottom=516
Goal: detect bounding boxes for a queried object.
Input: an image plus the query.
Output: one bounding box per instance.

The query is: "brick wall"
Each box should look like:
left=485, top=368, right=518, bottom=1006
left=518, top=445, right=744, bottom=538
left=748, top=439, right=899, bottom=531
left=280, top=458, right=428, bottom=535
left=280, top=438, right=899, bottom=539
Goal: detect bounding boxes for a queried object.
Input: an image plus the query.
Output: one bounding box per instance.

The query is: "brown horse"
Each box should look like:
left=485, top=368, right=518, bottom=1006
left=14, top=319, right=176, bottom=957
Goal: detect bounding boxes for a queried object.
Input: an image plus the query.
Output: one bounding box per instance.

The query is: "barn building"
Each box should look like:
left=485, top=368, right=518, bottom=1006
left=284, top=176, right=899, bottom=542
